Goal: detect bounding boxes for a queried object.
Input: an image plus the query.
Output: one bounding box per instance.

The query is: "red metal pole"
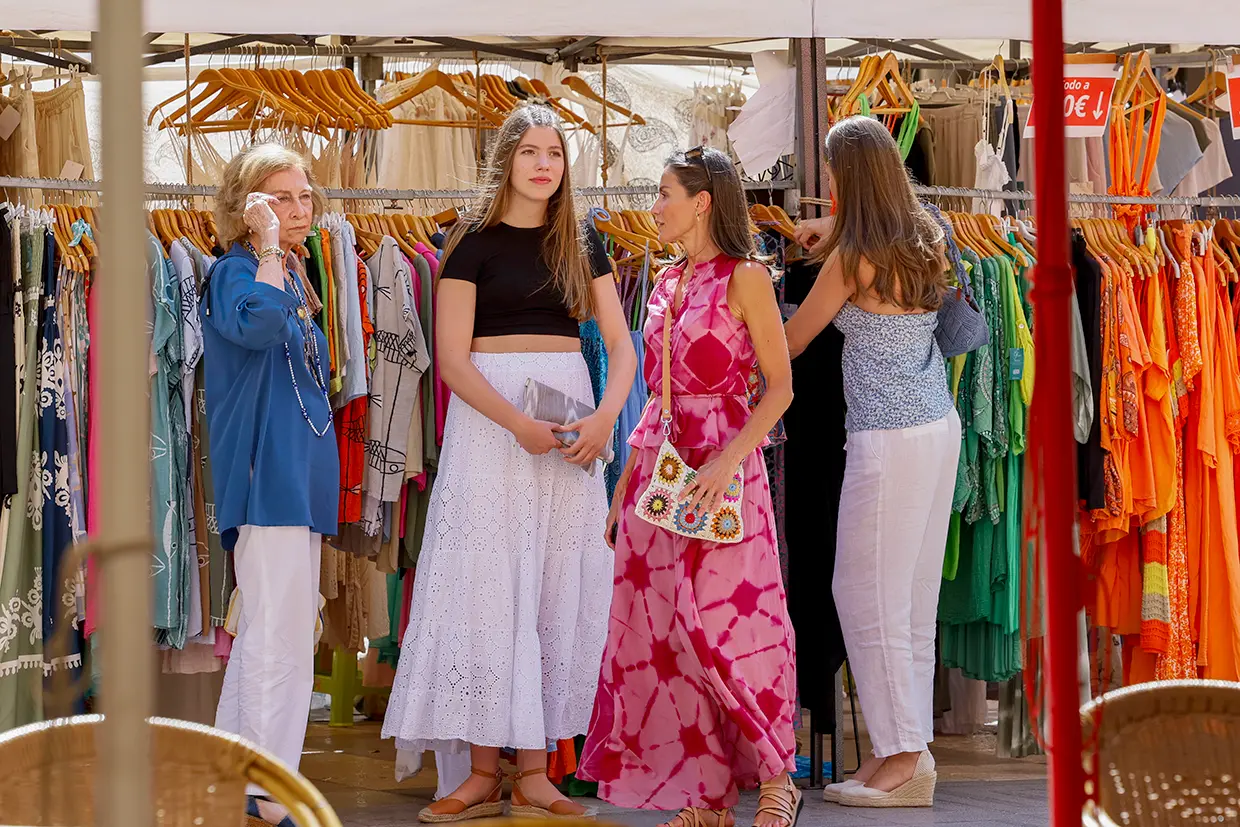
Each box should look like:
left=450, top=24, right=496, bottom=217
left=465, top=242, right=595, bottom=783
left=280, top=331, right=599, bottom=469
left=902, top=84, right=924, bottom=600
left=1030, top=0, right=1086, bottom=825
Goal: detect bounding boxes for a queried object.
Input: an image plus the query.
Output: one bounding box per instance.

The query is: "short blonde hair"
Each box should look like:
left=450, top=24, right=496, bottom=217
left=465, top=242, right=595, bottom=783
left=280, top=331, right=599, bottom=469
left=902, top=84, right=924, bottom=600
left=215, top=143, right=327, bottom=248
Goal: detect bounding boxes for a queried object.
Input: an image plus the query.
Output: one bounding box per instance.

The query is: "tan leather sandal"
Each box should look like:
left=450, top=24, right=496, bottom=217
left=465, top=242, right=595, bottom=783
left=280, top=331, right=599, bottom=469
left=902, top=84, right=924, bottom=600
left=417, top=766, right=506, bottom=823
left=509, top=767, right=597, bottom=820
left=661, top=807, right=734, bottom=827
left=752, top=776, right=803, bottom=827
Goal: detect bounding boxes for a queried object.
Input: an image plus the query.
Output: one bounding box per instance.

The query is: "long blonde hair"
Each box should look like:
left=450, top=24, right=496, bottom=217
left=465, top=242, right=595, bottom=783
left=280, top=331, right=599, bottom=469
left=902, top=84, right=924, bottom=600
left=442, top=104, right=595, bottom=319
left=823, top=116, right=945, bottom=311
left=215, top=143, right=326, bottom=248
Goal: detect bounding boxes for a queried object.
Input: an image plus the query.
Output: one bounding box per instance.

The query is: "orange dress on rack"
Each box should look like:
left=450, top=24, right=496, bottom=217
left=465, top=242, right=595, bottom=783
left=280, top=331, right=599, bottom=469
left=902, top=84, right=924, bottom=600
left=1182, top=240, right=1240, bottom=679
left=1090, top=257, right=1145, bottom=635
left=1127, top=259, right=1192, bottom=683
left=1158, top=253, right=1197, bottom=680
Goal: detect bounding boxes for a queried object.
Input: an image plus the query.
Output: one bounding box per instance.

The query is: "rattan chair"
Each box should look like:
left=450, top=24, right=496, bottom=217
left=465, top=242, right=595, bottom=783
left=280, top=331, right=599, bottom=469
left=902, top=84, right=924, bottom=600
left=1080, top=679, right=1240, bottom=826
left=0, top=714, right=342, bottom=827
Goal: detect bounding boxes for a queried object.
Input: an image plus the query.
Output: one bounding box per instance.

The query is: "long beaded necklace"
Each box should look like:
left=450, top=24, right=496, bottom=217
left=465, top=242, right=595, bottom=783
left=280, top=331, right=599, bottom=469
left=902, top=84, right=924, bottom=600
left=245, top=241, right=333, bottom=437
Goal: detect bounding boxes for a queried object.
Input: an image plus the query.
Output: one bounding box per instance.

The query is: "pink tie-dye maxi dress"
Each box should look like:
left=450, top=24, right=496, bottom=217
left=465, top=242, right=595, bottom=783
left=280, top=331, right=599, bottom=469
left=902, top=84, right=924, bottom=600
left=579, top=255, right=798, bottom=811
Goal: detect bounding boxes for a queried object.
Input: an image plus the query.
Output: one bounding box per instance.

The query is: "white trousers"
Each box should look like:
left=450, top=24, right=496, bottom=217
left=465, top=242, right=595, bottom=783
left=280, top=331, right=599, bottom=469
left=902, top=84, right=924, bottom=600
left=215, top=525, right=322, bottom=795
left=834, top=410, right=961, bottom=758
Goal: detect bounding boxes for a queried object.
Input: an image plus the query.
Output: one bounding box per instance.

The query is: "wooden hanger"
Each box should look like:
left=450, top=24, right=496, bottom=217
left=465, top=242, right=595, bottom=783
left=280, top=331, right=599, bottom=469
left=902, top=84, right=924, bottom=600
left=948, top=212, right=990, bottom=256
left=840, top=53, right=917, bottom=119
left=372, top=214, right=421, bottom=262
left=750, top=204, right=798, bottom=243
left=345, top=214, right=382, bottom=258
left=979, top=214, right=1029, bottom=266
left=591, top=216, right=651, bottom=258
left=562, top=75, right=646, bottom=126
left=979, top=54, right=1014, bottom=111
left=1102, top=218, right=1149, bottom=275
left=1076, top=219, right=1114, bottom=264
left=1114, top=51, right=1164, bottom=114
left=382, top=68, right=506, bottom=127
left=620, top=210, right=659, bottom=239
left=481, top=74, right=520, bottom=112
left=838, top=55, right=880, bottom=116
left=1186, top=70, right=1228, bottom=106
left=524, top=77, right=597, bottom=135
left=1084, top=218, right=1128, bottom=269
left=55, top=205, right=90, bottom=273
left=331, top=67, right=394, bottom=128
left=148, top=69, right=260, bottom=128
left=150, top=67, right=313, bottom=132
left=70, top=205, right=100, bottom=262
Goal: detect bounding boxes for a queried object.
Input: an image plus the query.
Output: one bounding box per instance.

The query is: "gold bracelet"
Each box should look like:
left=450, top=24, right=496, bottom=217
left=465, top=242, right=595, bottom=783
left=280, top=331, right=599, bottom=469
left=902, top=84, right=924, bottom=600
left=257, top=245, right=284, bottom=262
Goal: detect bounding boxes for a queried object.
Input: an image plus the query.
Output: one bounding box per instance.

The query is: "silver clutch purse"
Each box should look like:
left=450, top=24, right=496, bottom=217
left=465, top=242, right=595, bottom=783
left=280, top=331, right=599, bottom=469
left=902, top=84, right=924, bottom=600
left=522, top=378, right=614, bottom=475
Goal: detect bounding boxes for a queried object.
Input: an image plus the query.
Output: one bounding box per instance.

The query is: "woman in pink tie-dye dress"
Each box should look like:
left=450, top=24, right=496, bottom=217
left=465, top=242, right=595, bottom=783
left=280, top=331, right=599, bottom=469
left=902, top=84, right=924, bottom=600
left=579, top=147, right=800, bottom=827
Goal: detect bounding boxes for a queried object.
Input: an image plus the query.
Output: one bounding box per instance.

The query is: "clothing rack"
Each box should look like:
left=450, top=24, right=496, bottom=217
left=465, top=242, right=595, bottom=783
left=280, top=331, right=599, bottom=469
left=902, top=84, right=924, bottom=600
left=911, top=184, right=1240, bottom=208
left=0, top=176, right=796, bottom=199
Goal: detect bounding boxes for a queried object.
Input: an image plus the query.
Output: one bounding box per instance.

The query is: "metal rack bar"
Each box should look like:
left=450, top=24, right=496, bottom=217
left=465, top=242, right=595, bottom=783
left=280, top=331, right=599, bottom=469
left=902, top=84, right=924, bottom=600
left=912, top=184, right=1240, bottom=208
left=0, top=176, right=795, bottom=199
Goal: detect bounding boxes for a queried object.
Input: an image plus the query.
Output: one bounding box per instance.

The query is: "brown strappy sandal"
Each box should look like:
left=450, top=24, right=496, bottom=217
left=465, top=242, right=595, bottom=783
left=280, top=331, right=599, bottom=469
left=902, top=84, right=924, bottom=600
left=661, top=807, right=734, bottom=827
left=509, top=767, right=598, bottom=820
left=752, top=776, right=803, bottom=827
left=417, top=766, right=506, bottom=823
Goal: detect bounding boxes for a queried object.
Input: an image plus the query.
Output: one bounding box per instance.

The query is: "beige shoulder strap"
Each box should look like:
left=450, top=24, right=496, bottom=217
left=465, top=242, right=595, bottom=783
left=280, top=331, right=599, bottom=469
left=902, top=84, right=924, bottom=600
left=660, top=261, right=693, bottom=438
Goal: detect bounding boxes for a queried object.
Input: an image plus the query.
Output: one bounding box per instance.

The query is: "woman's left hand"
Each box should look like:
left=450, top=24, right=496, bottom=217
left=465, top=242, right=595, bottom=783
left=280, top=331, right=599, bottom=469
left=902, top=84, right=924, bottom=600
left=556, top=413, right=614, bottom=468
left=682, top=453, right=737, bottom=514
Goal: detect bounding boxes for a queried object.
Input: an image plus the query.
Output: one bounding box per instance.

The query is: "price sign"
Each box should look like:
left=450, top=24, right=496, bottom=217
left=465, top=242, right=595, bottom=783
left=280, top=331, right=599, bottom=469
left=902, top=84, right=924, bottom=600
left=1025, top=64, right=1120, bottom=138
left=1228, top=67, right=1240, bottom=139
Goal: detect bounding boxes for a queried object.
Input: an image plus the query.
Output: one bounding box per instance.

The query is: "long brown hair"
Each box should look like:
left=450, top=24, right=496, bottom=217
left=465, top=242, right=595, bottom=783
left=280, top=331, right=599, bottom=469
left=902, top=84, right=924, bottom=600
left=822, top=116, right=945, bottom=311
left=442, top=104, right=594, bottom=319
left=664, top=146, right=758, bottom=260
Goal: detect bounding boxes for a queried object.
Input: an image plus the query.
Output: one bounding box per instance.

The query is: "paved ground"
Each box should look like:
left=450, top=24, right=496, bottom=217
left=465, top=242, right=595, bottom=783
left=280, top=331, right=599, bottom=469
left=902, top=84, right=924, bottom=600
left=593, top=782, right=1049, bottom=827
left=302, top=721, right=1049, bottom=827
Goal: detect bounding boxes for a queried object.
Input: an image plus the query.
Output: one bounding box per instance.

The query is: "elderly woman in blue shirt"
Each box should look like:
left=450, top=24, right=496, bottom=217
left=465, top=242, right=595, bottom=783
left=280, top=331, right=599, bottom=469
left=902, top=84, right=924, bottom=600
left=201, top=143, right=339, bottom=827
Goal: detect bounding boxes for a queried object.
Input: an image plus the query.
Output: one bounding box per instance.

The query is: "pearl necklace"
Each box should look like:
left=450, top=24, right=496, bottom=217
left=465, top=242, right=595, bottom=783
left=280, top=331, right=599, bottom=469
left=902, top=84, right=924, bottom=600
left=245, top=242, right=333, bottom=438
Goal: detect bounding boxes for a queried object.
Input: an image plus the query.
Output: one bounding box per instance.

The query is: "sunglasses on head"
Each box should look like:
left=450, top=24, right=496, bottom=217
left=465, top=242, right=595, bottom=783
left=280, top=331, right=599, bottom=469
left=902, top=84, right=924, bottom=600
left=685, top=145, right=714, bottom=188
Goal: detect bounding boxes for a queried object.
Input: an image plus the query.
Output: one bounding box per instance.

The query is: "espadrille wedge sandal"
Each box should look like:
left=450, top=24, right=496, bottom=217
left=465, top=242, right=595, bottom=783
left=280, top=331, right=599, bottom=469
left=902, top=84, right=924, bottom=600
left=417, top=766, right=506, bottom=823
left=839, top=752, right=936, bottom=809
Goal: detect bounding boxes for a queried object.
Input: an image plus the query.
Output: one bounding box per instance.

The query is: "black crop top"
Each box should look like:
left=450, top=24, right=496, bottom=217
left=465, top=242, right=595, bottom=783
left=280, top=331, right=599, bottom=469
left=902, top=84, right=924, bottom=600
left=438, top=221, right=611, bottom=339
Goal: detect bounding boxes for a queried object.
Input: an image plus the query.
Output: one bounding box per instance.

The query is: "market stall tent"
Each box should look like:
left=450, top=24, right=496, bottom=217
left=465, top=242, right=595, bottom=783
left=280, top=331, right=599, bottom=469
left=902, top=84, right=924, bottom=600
left=3, top=2, right=1228, bottom=826
left=814, top=0, right=1235, bottom=43
left=0, top=0, right=1234, bottom=40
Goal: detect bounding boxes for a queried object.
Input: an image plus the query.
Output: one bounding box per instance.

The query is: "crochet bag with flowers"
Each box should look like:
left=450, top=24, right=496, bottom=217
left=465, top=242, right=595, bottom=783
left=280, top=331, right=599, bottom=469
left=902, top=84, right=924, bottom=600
left=634, top=286, right=745, bottom=544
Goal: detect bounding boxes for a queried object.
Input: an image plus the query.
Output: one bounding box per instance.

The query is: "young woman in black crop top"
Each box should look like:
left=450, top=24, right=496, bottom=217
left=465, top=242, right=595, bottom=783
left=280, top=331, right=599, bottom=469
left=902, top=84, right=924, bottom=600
left=381, top=104, right=636, bottom=823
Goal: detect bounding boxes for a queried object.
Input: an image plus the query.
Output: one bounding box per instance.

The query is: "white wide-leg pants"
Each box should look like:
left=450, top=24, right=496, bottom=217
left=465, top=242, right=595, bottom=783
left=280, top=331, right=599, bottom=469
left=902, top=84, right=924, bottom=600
left=834, top=410, right=961, bottom=758
left=215, top=525, right=322, bottom=794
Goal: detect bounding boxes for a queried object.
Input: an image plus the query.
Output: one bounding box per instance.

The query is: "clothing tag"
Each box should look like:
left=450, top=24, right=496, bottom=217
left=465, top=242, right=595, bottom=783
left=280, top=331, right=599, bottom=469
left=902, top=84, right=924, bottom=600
left=0, top=105, right=19, bottom=141
left=59, top=160, right=85, bottom=180
left=1009, top=348, right=1025, bottom=381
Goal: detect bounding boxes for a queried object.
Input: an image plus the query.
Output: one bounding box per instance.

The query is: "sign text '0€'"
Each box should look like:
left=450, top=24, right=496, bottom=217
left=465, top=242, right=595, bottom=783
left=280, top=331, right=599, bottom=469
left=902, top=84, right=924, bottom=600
left=1025, top=66, right=1119, bottom=139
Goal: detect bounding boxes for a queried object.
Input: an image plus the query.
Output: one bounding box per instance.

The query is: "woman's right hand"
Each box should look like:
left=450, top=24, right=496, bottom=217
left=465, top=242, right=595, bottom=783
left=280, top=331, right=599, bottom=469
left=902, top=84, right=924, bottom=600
left=514, top=417, right=562, bottom=456
left=243, top=192, right=281, bottom=246
left=794, top=215, right=834, bottom=256
left=603, top=501, right=621, bottom=549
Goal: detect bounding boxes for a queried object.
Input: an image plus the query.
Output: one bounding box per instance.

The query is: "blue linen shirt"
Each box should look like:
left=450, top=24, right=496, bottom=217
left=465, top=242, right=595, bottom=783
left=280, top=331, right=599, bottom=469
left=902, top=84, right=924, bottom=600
left=200, top=243, right=340, bottom=550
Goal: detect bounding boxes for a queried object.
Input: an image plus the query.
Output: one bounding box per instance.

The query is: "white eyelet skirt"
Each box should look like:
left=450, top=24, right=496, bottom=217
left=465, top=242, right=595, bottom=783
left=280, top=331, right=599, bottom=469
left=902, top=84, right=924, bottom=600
left=382, top=352, right=614, bottom=754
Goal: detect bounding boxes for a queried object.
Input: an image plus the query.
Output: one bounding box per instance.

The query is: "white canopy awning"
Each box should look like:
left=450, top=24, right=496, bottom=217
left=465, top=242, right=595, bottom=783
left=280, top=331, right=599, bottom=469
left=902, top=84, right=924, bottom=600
left=815, top=0, right=1236, bottom=44
left=1, top=0, right=1236, bottom=41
